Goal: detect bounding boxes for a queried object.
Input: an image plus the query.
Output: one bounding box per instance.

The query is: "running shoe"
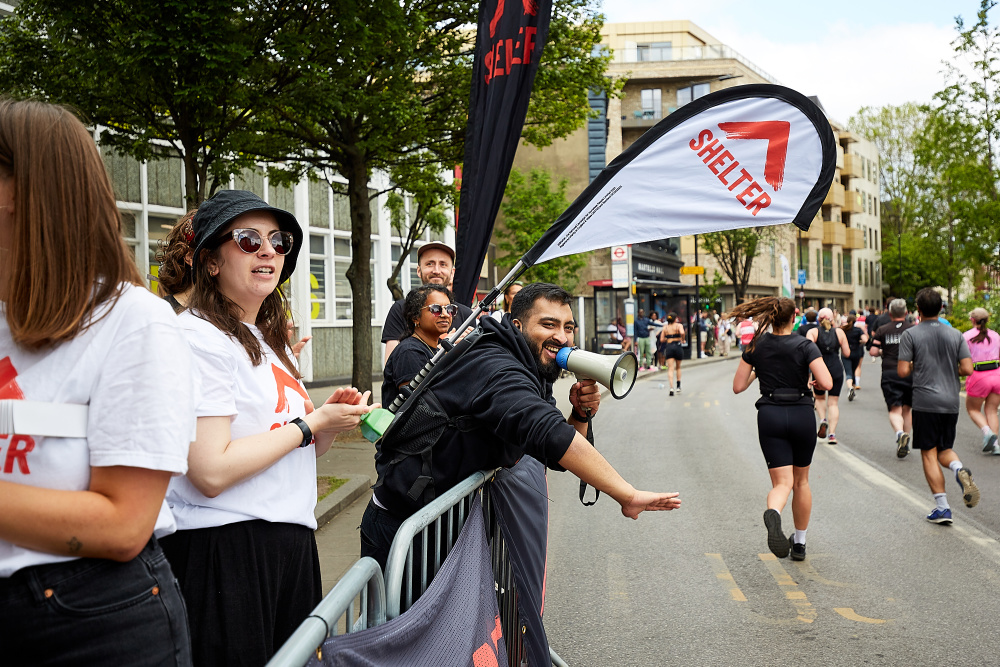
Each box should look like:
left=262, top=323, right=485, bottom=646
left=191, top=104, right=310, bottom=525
left=926, top=507, right=953, bottom=524
left=896, top=432, right=910, bottom=459
left=788, top=535, right=806, bottom=561
left=848, top=387, right=856, bottom=402
left=675, top=386, right=682, bottom=394
left=669, top=390, right=674, bottom=397
left=763, top=509, right=789, bottom=558
left=991, top=443, right=1000, bottom=456
left=982, top=433, right=998, bottom=454
left=827, top=433, right=838, bottom=445
left=817, top=420, right=828, bottom=439
left=956, top=468, right=980, bottom=508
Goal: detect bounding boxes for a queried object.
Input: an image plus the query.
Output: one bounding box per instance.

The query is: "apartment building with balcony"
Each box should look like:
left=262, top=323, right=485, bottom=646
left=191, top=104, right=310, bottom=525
left=507, top=20, right=883, bottom=352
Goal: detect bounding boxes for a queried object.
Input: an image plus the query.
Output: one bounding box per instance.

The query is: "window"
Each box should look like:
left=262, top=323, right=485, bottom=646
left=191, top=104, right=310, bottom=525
left=870, top=261, right=875, bottom=287
left=858, top=258, right=863, bottom=286
left=822, top=249, right=833, bottom=283
left=843, top=252, right=852, bottom=284
left=310, top=234, right=328, bottom=320
left=102, top=146, right=142, bottom=204
left=640, top=89, right=662, bottom=119
left=677, top=83, right=711, bottom=107
left=874, top=229, right=879, bottom=249
left=770, top=241, right=776, bottom=277
left=800, top=244, right=809, bottom=279
left=147, top=153, right=184, bottom=208
left=837, top=253, right=842, bottom=284
left=864, top=261, right=870, bottom=287
left=816, top=249, right=821, bottom=281
left=636, top=41, right=671, bottom=62
left=863, top=226, right=868, bottom=248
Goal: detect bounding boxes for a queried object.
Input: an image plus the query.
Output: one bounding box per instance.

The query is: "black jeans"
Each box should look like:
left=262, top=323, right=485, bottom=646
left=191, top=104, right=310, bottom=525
left=0, top=537, right=192, bottom=666
left=359, top=499, right=404, bottom=575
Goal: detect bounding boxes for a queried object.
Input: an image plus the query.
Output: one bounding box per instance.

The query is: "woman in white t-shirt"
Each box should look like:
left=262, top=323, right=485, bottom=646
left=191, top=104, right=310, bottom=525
left=158, top=189, right=377, bottom=666
left=0, top=100, right=195, bottom=664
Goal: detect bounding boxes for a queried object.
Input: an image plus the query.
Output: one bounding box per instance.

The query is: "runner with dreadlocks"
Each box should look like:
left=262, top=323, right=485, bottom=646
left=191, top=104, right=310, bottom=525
left=729, top=297, right=832, bottom=561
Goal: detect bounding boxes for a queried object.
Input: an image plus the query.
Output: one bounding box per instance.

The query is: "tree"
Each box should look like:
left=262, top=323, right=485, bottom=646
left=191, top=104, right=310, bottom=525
left=259, top=0, right=618, bottom=391
left=0, top=0, right=306, bottom=206
left=698, top=270, right=725, bottom=311
left=699, top=227, right=778, bottom=304
left=495, top=168, right=586, bottom=289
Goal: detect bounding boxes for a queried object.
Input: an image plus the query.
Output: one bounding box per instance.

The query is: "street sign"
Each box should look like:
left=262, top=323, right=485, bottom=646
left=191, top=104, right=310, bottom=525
left=611, top=245, right=629, bottom=288
left=797, top=269, right=806, bottom=286
left=680, top=266, right=705, bottom=275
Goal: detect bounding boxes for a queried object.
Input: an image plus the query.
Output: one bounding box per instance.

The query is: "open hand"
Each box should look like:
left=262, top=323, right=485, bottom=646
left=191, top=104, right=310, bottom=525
left=619, top=490, right=681, bottom=520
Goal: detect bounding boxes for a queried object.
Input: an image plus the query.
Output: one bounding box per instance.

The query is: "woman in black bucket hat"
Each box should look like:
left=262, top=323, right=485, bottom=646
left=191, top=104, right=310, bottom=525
left=159, top=189, right=378, bottom=666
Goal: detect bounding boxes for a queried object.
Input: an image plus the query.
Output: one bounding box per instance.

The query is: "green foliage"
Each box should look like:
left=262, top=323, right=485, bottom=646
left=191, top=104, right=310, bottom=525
left=0, top=0, right=304, bottom=206
left=700, top=227, right=776, bottom=304
left=697, top=270, right=725, bottom=310
left=947, top=296, right=1000, bottom=332
left=496, top=169, right=585, bottom=290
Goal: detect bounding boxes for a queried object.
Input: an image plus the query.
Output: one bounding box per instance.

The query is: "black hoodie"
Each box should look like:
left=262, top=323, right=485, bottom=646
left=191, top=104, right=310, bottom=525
left=373, top=313, right=577, bottom=517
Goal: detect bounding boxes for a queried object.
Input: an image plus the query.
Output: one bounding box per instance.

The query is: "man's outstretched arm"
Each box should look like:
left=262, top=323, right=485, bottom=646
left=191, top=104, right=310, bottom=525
left=558, top=431, right=681, bottom=519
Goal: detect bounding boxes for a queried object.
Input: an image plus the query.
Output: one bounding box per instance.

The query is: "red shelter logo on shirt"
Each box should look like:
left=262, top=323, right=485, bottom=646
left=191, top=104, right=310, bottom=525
left=0, top=357, right=35, bottom=474
left=272, top=364, right=310, bottom=414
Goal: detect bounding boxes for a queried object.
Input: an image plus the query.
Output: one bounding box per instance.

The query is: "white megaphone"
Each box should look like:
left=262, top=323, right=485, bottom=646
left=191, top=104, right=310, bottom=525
left=555, top=346, right=638, bottom=399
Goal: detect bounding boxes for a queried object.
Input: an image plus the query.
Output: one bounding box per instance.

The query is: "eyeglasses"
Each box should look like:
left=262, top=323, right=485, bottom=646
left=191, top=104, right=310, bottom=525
left=227, top=228, right=294, bottom=255
left=422, top=303, right=458, bottom=317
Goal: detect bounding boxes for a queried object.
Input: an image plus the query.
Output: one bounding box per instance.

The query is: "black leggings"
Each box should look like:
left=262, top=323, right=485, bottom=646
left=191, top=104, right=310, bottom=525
left=757, top=404, right=817, bottom=469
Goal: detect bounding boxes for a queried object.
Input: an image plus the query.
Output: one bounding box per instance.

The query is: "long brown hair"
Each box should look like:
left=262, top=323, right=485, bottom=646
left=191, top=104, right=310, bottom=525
left=840, top=314, right=856, bottom=333
left=725, top=297, right=796, bottom=352
left=187, top=243, right=300, bottom=379
left=0, top=99, right=143, bottom=350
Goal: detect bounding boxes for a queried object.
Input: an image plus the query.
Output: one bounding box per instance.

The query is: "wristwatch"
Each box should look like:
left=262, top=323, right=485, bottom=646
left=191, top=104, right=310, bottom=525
left=290, top=417, right=314, bottom=448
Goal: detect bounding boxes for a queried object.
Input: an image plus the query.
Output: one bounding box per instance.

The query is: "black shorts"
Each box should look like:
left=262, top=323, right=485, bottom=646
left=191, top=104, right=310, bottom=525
left=757, top=404, right=817, bottom=469
left=912, top=410, right=958, bottom=451
left=881, top=371, right=913, bottom=410
left=662, top=342, right=683, bottom=361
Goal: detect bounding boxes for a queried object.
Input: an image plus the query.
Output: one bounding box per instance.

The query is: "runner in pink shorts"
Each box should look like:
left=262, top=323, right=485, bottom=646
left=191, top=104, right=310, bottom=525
left=963, top=307, right=1000, bottom=454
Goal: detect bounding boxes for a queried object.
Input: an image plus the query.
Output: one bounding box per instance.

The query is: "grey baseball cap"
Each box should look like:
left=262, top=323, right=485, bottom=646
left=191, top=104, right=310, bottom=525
left=191, top=189, right=303, bottom=283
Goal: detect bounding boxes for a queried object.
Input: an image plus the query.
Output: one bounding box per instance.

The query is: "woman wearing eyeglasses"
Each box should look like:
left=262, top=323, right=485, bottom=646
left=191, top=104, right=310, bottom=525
left=381, top=284, right=456, bottom=407
left=158, top=190, right=377, bottom=666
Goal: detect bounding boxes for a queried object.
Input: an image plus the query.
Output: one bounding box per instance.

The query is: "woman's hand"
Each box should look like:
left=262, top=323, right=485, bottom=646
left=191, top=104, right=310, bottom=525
left=311, top=388, right=379, bottom=436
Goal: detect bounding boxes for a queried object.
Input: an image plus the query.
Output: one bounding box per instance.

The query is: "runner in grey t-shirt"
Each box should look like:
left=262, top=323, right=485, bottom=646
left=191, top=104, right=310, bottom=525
left=898, top=319, right=970, bottom=413
left=897, top=288, right=977, bottom=525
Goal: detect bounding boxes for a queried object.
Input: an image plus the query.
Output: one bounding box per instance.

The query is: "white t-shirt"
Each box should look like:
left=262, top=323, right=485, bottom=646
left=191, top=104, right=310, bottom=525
left=167, top=312, right=317, bottom=530
left=0, top=284, right=194, bottom=577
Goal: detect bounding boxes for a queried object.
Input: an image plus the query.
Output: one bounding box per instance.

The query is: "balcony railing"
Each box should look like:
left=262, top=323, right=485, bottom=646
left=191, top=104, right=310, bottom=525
left=608, top=43, right=780, bottom=85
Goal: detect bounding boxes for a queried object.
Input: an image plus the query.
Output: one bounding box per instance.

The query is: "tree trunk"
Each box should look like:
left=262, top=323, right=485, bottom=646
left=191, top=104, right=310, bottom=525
left=346, top=154, right=374, bottom=393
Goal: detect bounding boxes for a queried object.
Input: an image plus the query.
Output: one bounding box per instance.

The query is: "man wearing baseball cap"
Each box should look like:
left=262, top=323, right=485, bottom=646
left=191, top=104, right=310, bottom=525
left=381, top=242, right=473, bottom=362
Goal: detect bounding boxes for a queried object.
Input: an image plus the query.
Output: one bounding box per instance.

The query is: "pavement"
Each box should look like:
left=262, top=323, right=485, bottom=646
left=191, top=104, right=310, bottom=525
left=306, top=348, right=738, bottom=593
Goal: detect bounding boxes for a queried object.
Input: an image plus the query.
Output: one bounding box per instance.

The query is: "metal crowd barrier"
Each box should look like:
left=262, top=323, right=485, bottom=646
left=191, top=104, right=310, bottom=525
left=268, top=469, right=568, bottom=666
left=266, top=557, right=385, bottom=667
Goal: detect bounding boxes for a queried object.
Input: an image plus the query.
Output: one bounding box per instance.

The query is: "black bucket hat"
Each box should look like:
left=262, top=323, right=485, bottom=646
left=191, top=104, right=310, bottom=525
left=191, top=189, right=303, bottom=283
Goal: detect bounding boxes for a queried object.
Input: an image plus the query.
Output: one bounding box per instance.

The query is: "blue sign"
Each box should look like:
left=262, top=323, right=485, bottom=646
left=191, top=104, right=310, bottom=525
left=797, top=269, right=806, bottom=286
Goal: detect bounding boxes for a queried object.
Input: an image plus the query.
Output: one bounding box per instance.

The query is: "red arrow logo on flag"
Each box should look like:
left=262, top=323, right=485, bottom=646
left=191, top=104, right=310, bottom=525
left=718, top=121, right=790, bottom=191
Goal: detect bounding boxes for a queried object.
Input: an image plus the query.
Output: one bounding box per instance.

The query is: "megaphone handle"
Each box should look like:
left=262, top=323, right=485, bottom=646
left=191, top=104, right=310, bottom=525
left=578, top=408, right=600, bottom=507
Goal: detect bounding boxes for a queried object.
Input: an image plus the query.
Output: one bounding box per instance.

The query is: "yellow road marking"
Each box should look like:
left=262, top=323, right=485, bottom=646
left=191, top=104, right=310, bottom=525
left=704, top=401, right=711, bottom=408
left=704, top=554, right=747, bottom=602
left=834, top=608, right=887, bottom=624
left=684, top=402, right=691, bottom=408
left=759, top=554, right=816, bottom=623
left=792, top=560, right=854, bottom=588
left=715, top=400, right=720, bottom=406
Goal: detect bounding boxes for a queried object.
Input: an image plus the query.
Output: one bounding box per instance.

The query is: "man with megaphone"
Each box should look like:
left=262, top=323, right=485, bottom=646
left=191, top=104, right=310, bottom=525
left=360, top=283, right=681, bottom=571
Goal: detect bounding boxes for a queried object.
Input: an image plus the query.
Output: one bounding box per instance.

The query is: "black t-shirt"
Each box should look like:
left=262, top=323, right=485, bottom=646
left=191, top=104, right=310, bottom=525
left=873, top=319, right=915, bottom=372
left=381, top=335, right=436, bottom=407
left=380, top=298, right=475, bottom=343
left=743, top=332, right=821, bottom=407
left=844, top=327, right=865, bottom=355
left=797, top=322, right=818, bottom=338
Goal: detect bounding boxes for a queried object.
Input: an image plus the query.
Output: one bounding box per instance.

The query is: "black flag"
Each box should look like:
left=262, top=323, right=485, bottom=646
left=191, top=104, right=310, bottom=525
left=453, top=0, right=553, bottom=305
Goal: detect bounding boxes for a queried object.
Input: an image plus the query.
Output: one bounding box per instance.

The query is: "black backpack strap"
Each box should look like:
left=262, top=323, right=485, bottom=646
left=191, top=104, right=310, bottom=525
left=578, top=410, right=600, bottom=506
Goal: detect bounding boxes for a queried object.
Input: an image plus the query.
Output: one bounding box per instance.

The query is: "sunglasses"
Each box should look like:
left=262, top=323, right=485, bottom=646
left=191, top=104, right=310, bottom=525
left=422, top=303, right=458, bottom=317
left=226, top=228, right=294, bottom=255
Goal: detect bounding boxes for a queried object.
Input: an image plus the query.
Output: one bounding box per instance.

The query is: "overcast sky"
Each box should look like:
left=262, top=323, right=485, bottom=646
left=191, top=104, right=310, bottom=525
left=600, top=0, right=985, bottom=124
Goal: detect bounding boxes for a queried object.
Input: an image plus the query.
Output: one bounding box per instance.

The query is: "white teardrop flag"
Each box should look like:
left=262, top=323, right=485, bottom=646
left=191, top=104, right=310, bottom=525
left=523, top=84, right=836, bottom=267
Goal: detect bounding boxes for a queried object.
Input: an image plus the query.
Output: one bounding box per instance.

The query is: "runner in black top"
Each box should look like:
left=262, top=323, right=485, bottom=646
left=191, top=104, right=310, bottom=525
left=730, top=297, right=832, bottom=561
left=840, top=314, right=869, bottom=402
left=805, top=308, right=851, bottom=445
left=658, top=313, right=685, bottom=396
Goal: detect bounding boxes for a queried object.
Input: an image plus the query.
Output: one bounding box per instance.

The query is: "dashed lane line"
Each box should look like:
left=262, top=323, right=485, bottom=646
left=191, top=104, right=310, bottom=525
left=759, top=554, right=816, bottom=623
left=704, top=553, right=747, bottom=602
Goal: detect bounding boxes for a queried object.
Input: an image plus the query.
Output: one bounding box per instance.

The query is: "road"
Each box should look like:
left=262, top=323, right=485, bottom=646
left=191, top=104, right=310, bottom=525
left=544, top=358, right=1000, bottom=666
